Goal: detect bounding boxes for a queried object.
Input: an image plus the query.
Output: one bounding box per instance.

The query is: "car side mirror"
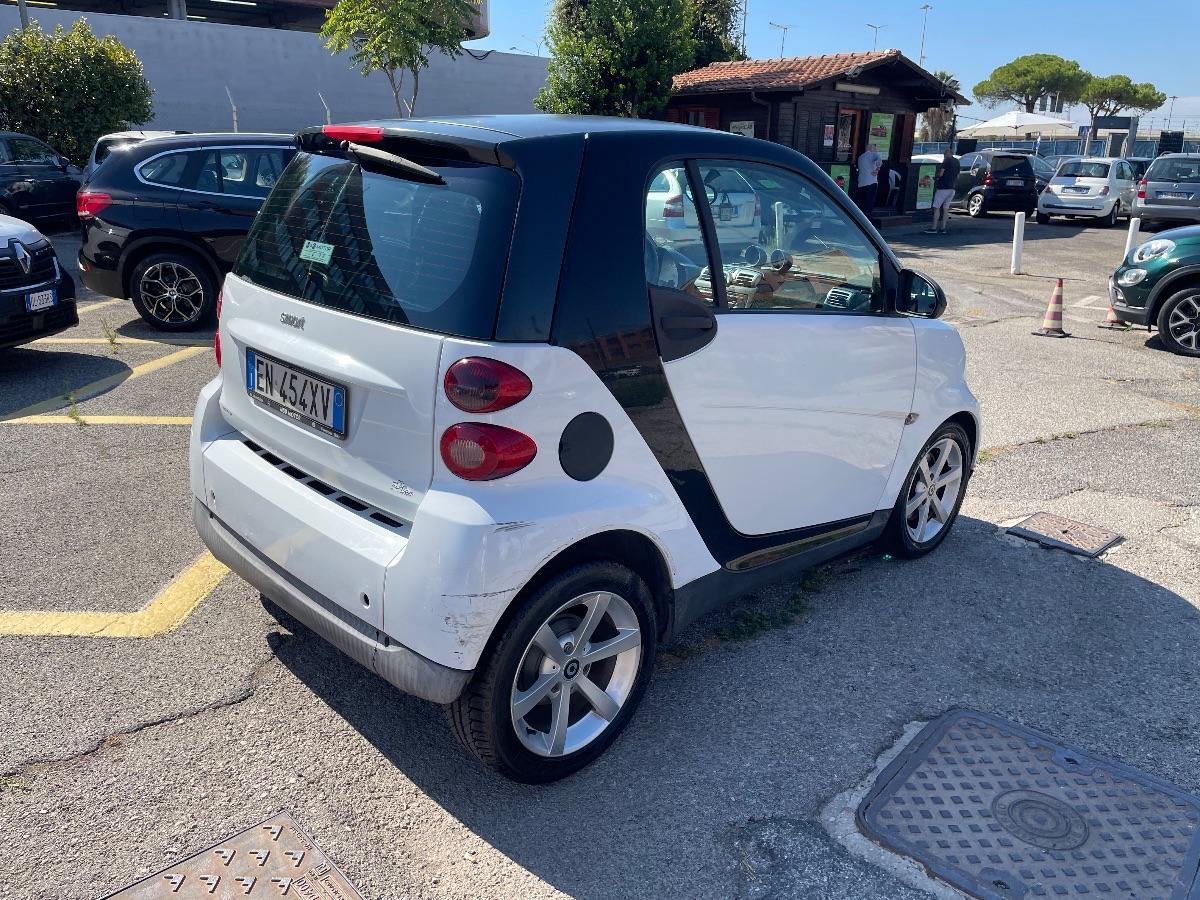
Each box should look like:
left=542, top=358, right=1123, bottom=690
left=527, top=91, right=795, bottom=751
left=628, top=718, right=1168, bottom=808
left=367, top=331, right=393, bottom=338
left=898, top=269, right=946, bottom=319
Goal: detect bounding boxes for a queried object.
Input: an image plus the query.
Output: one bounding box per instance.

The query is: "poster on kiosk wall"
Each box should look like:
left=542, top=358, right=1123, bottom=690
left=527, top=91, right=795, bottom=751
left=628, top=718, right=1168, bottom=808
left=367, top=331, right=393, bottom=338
left=868, top=113, right=894, bottom=157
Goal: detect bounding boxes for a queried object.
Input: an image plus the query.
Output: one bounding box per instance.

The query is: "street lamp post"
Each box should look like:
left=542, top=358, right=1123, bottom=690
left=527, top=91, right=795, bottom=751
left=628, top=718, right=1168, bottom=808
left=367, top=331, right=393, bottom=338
left=866, top=23, right=885, bottom=52
left=918, top=4, right=932, bottom=67
left=1167, top=96, right=1178, bottom=131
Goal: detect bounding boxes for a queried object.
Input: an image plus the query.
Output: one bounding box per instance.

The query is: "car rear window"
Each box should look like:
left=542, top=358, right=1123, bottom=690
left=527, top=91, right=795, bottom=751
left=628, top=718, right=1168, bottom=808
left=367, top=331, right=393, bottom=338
left=235, top=151, right=519, bottom=339
left=990, top=156, right=1034, bottom=176
left=1059, top=161, right=1110, bottom=178
left=1146, top=157, right=1200, bottom=184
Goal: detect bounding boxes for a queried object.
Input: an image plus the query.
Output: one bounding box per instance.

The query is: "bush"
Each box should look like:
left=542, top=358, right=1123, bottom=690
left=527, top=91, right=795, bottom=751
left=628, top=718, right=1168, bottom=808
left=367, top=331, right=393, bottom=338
left=0, top=19, right=154, bottom=162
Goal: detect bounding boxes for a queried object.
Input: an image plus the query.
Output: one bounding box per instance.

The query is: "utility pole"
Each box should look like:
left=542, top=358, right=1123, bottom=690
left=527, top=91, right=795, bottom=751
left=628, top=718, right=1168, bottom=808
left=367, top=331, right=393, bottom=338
left=1167, top=96, right=1178, bottom=131
left=740, top=0, right=749, bottom=57
left=768, top=21, right=791, bottom=58
left=16, top=0, right=29, bottom=28
left=918, top=5, right=932, bottom=67
left=866, top=23, right=885, bottom=52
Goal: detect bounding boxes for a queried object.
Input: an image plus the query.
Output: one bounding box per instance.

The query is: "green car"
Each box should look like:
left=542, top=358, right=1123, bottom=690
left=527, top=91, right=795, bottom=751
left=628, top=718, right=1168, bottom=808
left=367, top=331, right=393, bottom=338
left=1111, top=225, right=1200, bottom=357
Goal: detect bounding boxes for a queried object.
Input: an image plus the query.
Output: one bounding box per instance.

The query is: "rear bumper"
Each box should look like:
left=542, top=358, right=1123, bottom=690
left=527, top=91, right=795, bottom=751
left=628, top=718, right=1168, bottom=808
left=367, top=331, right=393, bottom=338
left=1039, top=196, right=1115, bottom=217
left=78, top=249, right=124, bottom=299
left=194, top=498, right=471, bottom=704
left=1133, top=204, right=1199, bottom=223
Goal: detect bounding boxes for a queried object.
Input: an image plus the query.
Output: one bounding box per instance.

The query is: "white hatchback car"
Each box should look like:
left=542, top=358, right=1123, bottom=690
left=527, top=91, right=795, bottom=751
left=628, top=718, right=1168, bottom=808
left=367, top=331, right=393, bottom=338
left=1037, top=157, right=1136, bottom=226
left=191, top=117, right=980, bottom=782
left=645, top=164, right=761, bottom=250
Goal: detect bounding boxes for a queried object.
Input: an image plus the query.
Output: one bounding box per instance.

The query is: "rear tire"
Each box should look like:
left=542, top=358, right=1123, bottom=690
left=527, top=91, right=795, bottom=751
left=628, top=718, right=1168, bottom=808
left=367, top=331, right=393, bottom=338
left=446, top=561, right=658, bottom=782
left=130, top=250, right=217, bottom=331
left=966, top=193, right=987, bottom=218
left=1099, top=202, right=1119, bottom=228
left=884, top=422, right=971, bottom=558
left=1035, top=211, right=1051, bottom=225
left=1157, top=288, right=1200, bottom=357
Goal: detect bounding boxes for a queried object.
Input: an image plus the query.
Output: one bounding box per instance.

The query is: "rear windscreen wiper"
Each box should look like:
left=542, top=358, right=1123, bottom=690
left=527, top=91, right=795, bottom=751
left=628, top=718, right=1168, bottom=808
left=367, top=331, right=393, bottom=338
left=341, top=141, right=445, bottom=186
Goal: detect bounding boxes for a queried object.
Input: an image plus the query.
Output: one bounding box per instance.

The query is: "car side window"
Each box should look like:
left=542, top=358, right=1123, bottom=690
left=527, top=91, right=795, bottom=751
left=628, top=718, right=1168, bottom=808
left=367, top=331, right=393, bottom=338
left=961, top=154, right=980, bottom=172
left=6, top=138, right=58, bottom=165
left=139, top=151, right=192, bottom=187
left=643, top=162, right=717, bottom=306
left=692, top=160, right=884, bottom=314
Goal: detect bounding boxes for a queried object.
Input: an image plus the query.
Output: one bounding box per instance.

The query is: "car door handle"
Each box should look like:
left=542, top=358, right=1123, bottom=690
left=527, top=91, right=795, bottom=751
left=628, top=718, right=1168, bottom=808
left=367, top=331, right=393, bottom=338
left=660, top=315, right=714, bottom=331
left=186, top=199, right=222, bottom=210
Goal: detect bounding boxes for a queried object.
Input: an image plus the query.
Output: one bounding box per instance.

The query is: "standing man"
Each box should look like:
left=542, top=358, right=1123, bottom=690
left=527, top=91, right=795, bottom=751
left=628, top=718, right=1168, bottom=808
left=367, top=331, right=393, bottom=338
left=926, top=147, right=960, bottom=234
left=855, top=145, right=882, bottom=213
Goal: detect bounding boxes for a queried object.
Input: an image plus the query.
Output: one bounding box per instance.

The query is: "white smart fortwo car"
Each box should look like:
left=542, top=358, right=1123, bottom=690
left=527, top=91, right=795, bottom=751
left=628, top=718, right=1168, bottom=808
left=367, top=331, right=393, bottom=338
left=191, top=117, right=980, bottom=782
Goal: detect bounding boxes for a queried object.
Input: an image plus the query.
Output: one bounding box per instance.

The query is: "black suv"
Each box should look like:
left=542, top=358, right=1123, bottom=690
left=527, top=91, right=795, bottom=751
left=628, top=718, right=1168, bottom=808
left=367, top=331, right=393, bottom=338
left=77, top=133, right=294, bottom=330
left=1, top=131, right=81, bottom=224
left=953, top=150, right=1039, bottom=218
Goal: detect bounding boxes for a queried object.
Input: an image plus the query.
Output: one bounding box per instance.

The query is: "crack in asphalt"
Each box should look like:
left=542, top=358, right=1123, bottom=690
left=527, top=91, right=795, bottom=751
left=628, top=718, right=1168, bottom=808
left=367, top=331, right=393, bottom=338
left=0, top=637, right=287, bottom=784
left=979, top=415, right=1198, bottom=460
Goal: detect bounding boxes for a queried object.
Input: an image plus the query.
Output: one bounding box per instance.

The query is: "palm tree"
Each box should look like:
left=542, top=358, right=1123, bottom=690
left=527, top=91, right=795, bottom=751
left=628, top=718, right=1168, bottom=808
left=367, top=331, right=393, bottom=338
left=920, top=70, right=960, bottom=141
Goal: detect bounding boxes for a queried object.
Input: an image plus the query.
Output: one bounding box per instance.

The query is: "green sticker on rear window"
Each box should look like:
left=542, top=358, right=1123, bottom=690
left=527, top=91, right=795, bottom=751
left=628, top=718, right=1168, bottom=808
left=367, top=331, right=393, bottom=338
left=299, top=239, right=333, bottom=265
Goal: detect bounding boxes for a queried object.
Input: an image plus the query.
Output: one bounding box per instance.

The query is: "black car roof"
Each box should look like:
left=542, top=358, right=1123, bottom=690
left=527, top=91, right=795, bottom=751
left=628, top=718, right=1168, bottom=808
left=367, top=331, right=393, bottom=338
left=133, top=132, right=292, bottom=150
left=342, top=115, right=709, bottom=142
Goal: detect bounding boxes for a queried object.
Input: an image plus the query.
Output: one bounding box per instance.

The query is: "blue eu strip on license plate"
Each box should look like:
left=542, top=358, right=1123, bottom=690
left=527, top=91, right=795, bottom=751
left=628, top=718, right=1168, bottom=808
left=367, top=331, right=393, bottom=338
left=245, top=348, right=347, bottom=438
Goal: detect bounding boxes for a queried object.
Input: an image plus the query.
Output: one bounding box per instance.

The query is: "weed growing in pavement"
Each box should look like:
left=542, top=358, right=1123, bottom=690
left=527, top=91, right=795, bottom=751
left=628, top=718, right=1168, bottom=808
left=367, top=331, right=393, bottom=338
left=977, top=448, right=1000, bottom=463
left=716, top=565, right=833, bottom=642
left=65, top=393, right=84, bottom=426
left=101, top=317, right=118, bottom=352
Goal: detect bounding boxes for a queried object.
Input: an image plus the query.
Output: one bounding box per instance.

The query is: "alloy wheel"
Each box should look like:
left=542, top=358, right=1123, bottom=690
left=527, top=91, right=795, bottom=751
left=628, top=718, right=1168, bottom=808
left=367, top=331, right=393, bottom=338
left=904, top=437, right=964, bottom=544
left=138, top=261, right=205, bottom=325
left=510, top=590, right=642, bottom=758
left=1166, top=294, right=1200, bottom=352
left=968, top=195, right=984, bottom=216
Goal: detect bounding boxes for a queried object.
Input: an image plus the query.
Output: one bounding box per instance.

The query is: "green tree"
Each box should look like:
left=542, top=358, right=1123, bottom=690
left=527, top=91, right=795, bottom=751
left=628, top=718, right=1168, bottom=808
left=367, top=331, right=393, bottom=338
left=919, top=70, right=960, bottom=141
left=972, top=53, right=1090, bottom=112
left=691, top=0, right=745, bottom=69
left=0, top=20, right=153, bottom=162
left=321, top=0, right=476, bottom=117
left=536, top=0, right=696, bottom=118
left=1080, top=74, right=1166, bottom=123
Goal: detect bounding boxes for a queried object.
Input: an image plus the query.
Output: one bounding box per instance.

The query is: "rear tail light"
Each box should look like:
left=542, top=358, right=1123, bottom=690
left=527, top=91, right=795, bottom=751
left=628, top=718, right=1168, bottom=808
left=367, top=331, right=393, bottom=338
left=214, top=288, right=223, bottom=367
left=1100, top=186, right=1110, bottom=196
left=440, top=423, right=536, bottom=481
left=321, top=124, right=384, bottom=143
left=663, top=194, right=685, bottom=218
left=76, top=190, right=112, bottom=219
left=444, top=357, right=532, bottom=413
left=983, top=172, right=994, bottom=187
left=1137, top=178, right=1147, bottom=200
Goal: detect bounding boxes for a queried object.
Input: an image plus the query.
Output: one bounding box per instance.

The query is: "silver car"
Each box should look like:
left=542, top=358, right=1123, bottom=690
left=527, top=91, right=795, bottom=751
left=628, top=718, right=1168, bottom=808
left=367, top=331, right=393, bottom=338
left=1134, top=154, right=1200, bottom=225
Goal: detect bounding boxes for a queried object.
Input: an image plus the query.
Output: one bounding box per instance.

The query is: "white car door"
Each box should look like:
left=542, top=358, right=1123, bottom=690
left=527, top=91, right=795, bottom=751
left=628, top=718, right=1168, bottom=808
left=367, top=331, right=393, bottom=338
left=645, top=160, right=916, bottom=535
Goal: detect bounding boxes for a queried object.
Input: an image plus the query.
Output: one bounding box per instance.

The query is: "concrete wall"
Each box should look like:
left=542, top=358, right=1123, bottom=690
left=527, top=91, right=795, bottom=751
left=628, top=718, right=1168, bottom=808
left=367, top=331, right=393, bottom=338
left=0, top=9, right=548, bottom=135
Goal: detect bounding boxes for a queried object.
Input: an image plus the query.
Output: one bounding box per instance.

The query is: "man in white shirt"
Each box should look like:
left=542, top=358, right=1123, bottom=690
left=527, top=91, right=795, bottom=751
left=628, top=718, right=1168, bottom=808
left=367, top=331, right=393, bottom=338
left=855, top=147, right=882, bottom=212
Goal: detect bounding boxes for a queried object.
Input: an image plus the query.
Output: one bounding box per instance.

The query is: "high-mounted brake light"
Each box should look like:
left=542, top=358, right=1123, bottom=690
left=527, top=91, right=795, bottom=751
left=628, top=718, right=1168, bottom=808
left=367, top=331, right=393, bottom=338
left=321, top=125, right=385, bottom=144
left=76, top=191, right=112, bottom=219
left=1137, top=178, right=1147, bottom=200
left=214, top=288, right=223, bottom=367
left=440, top=423, right=536, bottom=481
left=444, top=357, right=532, bottom=413
left=663, top=194, right=685, bottom=218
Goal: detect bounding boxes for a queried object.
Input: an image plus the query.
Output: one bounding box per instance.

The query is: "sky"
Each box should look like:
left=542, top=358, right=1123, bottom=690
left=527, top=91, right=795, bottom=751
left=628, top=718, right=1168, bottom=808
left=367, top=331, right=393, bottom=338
left=465, top=0, right=1200, bottom=131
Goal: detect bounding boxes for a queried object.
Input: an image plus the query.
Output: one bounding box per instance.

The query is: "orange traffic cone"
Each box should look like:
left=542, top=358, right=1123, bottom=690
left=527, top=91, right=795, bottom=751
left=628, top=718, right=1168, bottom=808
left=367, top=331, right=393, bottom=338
left=1097, top=300, right=1131, bottom=331
left=1032, top=278, right=1070, bottom=338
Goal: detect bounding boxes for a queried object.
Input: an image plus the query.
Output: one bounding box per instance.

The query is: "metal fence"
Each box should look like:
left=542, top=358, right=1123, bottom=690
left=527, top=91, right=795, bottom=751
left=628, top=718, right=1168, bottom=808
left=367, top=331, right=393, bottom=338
left=913, top=138, right=1200, bottom=158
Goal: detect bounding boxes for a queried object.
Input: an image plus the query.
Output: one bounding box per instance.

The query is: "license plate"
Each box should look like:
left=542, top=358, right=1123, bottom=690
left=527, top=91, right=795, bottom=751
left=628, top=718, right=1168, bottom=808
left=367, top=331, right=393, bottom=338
left=246, top=349, right=347, bottom=439
left=25, top=288, right=55, bottom=312
left=1159, top=191, right=1191, bottom=200
left=1064, top=186, right=1088, bottom=194
left=1006, top=179, right=1024, bottom=187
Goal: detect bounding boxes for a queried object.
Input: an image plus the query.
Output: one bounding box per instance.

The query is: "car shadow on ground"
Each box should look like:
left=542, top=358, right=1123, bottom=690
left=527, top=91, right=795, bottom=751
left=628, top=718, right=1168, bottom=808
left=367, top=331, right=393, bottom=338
left=115, top=318, right=214, bottom=344
left=891, top=214, right=1111, bottom=251
left=0, top=348, right=130, bottom=418
left=262, top=515, right=1200, bottom=899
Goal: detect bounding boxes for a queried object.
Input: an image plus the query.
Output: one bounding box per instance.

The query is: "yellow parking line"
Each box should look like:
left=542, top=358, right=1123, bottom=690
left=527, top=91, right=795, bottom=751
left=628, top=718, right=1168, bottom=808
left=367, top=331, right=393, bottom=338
left=3, top=415, right=193, bottom=425
left=0, top=552, right=229, bottom=638
left=76, top=299, right=126, bottom=315
left=1, top=345, right=207, bottom=422
left=34, top=337, right=210, bottom=347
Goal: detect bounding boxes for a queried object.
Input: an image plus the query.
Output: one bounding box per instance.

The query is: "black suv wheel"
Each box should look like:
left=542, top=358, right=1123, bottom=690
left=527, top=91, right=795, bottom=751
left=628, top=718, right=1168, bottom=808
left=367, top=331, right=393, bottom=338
left=130, top=251, right=216, bottom=331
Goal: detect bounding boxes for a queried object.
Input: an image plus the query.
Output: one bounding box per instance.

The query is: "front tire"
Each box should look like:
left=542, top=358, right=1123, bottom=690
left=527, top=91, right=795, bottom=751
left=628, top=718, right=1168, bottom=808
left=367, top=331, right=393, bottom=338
left=1157, top=288, right=1200, bottom=357
left=447, top=561, right=658, bottom=782
left=884, top=423, right=971, bottom=558
left=966, top=193, right=987, bottom=217
left=130, top=251, right=217, bottom=331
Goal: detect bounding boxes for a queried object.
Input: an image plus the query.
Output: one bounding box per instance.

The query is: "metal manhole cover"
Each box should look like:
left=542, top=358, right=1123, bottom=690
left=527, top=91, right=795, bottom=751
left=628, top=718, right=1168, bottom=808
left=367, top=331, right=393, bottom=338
left=102, top=811, right=364, bottom=899
left=1007, top=512, right=1122, bottom=557
left=857, top=710, right=1200, bottom=900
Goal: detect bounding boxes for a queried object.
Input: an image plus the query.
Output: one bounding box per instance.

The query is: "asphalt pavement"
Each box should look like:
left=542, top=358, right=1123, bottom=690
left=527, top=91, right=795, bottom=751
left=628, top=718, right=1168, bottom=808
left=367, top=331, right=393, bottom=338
left=1, top=214, right=1197, bottom=899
